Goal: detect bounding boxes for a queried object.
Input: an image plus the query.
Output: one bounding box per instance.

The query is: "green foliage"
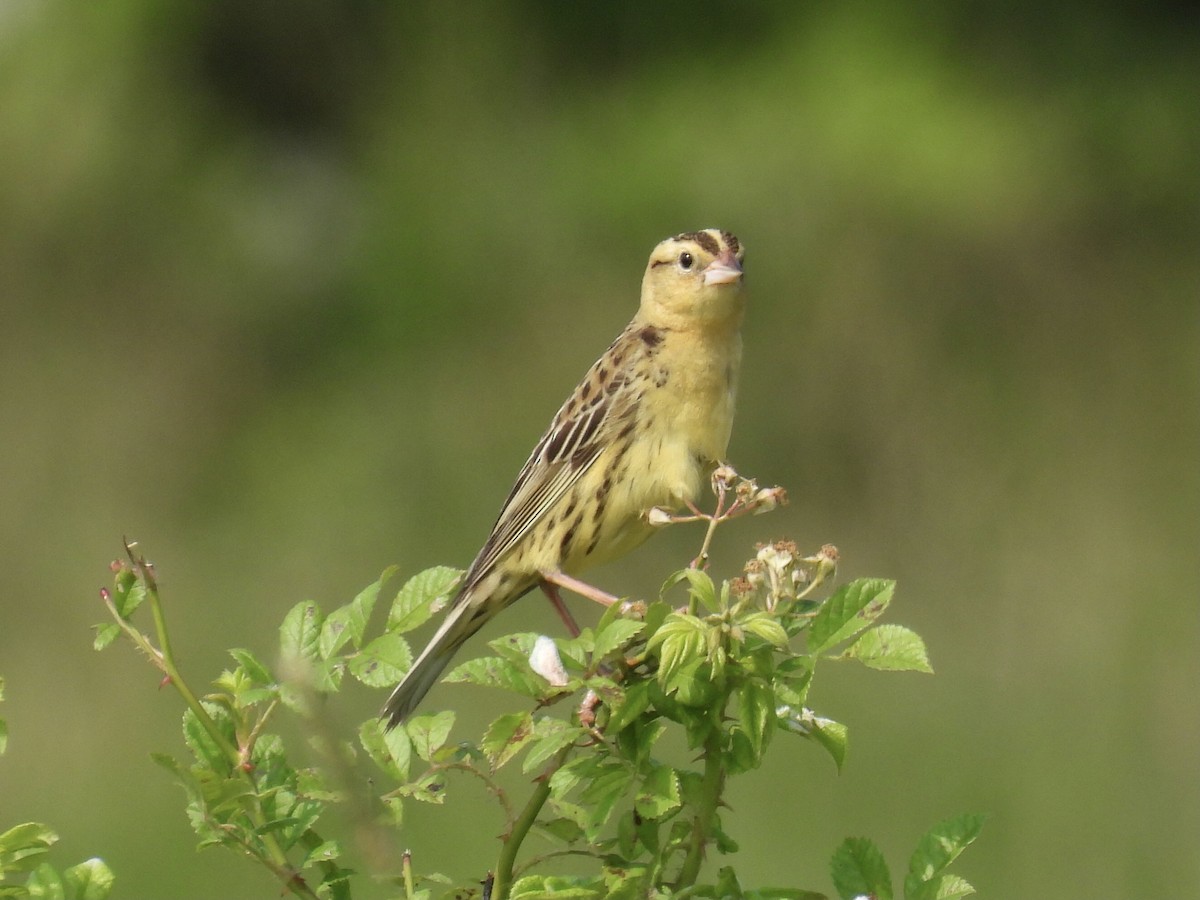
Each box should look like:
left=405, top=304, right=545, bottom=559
left=91, top=498, right=981, bottom=899
left=0, top=684, right=115, bottom=900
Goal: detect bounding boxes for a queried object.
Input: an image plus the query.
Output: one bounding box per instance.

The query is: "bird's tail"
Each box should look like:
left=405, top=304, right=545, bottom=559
left=381, top=577, right=525, bottom=729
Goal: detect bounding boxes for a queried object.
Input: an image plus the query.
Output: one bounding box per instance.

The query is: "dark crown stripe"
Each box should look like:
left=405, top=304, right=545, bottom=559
left=673, top=230, right=721, bottom=256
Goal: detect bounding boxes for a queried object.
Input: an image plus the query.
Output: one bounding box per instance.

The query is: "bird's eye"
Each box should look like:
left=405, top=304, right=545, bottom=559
left=678, top=251, right=694, bottom=270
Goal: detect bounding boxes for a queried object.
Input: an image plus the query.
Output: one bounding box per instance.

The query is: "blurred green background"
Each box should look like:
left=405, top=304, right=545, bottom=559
left=1, top=1, right=1197, bottom=896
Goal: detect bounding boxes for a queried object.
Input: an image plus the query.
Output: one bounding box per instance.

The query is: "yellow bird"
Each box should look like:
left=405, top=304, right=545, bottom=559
left=382, top=229, right=746, bottom=727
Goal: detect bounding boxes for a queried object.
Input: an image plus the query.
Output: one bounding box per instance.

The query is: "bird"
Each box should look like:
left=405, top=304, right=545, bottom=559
left=381, top=228, right=746, bottom=728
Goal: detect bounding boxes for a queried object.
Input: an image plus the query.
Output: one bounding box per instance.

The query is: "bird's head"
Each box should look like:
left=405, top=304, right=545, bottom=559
left=639, top=229, right=745, bottom=331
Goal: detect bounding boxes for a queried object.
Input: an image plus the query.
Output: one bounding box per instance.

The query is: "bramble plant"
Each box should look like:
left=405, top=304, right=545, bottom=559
left=93, top=471, right=983, bottom=899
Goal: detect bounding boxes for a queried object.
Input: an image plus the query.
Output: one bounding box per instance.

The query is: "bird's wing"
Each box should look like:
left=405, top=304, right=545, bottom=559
left=465, top=327, right=644, bottom=583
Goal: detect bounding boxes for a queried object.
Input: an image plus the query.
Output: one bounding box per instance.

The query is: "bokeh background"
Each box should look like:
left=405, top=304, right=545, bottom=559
left=2, top=2, right=1197, bottom=897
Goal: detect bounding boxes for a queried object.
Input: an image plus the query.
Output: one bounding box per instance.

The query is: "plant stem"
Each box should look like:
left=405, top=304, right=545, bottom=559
left=123, top=545, right=318, bottom=898
left=491, top=742, right=574, bottom=900
left=674, top=722, right=725, bottom=888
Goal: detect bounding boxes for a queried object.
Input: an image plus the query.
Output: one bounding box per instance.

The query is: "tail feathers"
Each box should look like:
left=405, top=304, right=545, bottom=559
left=380, top=597, right=474, bottom=729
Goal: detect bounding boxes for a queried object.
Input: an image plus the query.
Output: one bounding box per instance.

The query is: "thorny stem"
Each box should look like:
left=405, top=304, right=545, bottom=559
left=675, top=722, right=726, bottom=888
left=116, top=542, right=323, bottom=900
left=491, top=741, right=575, bottom=900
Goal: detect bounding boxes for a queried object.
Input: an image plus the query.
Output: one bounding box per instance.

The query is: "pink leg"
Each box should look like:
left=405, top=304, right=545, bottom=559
left=541, top=568, right=621, bottom=607
left=539, top=581, right=582, bottom=637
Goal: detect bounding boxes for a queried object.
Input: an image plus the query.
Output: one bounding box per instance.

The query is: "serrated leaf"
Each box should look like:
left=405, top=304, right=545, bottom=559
left=604, top=679, right=651, bottom=735
left=63, top=857, right=115, bottom=900
left=112, top=577, right=146, bottom=618
left=547, top=755, right=597, bottom=798
left=591, top=618, right=645, bottom=661
left=778, top=706, right=849, bottom=772
left=396, top=770, right=447, bottom=805
left=481, top=712, right=534, bottom=770
left=845, top=624, right=932, bottom=673
left=488, top=632, right=541, bottom=665
left=444, top=655, right=547, bottom=699
left=739, top=611, right=790, bottom=647
left=0, top=823, right=58, bottom=871
left=633, top=764, right=680, bottom=820
left=279, top=600, right=323, bottom=664
left=348, top=631, right=413, bottom=688
left=522, top=719, right=582, bottom=774
left=509, top=874, right=601, bottom=899
left=319, top=576, right=384, bottom=659
left=301, top=840, right=342, bottom=866
left=535, top=817, right=584, bottom=845
left=904, top=813, right=986, bottom=898
left=831, top=835, right=892, bottom=900
left=647, top=613, right=707, bottom=688
left=182, top=706, right=234, bottom=773
left=737, top=679, right=774, bottom=766
left=808, top=578, right=895, bottom=653
left=387, top=566, right=461, bottom=634
left=92, top=623, right=120, bottom=652
left=405, top=711, right=455, bottom=761
left=580, top=764, right=635, bottom=834
left=228, top=648, right=273, bottom=685
left=358, top=718, right=412, bottom=781
left=661, top=567, right=719, bottom=612
left=908, top=872, right=976, bottom=900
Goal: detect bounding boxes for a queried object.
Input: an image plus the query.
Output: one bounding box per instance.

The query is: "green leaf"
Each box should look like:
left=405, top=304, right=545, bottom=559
left=91, top=623, right=120, bottom=652
left=395, top=771, right=448, bottom=805
left=387, top=566, right=461, bottom=634
left=319, top=574, right=387, bottom=659
left=904, top=813, right=986, bottom=899
left=522, top=719, right=582, bottom=774
left=359, top=718, right=412, bottom=781
left=0, top=823, right=58, bottom=872
left=26, top=862, right=66, bottom=899
left=737, top=679, right=775, bottom=767
left=604, top=679, right=651, bottom=735
left=62, top=858, right=115, bottom=900
left=738, top=612, right=789, bottom=648
left=111, top=577, right=146, bottom=619
left=844, top=624, right=933, bottom=673
left=661, top=568, right=719, bottom=612
left=405, top=711, right=455, bottom=761
left=647, top=613, right=707, bottom=688
left=831, top=836, right=892, bottom=900
left=279, top=600, right=323, bottom=664
left=348, top=631, right=413, bottom=688
left=633, top=764, right=680, bottom=820
left=591, top=618, right=646, bottom=662
left=535, top=817, right=584, bottom=846
left=509, top=874, right=601, bottom=899
left=808, top=578, right=895, bottom=653
left=908, top=873, right=977, bottom=900
left=778, top=706, right=848, bottom=772
left=580, top=764, right=635, bottom=834
left=487, top=631, right=541, bottom=665
left=444, top=655, right=547, bottom=699
left=181, top=705, right=234, bottom=773
left=481, top=712, right=534, bottom=770
left=228, top=648, right=273, bottom=685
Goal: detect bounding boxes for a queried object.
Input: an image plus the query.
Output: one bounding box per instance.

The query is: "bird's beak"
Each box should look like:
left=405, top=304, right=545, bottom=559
left=703, top=250, right=743, bottom=286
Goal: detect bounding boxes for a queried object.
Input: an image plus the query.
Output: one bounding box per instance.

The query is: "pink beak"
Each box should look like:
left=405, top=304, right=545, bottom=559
left=703, top=249, right=743, bottom=286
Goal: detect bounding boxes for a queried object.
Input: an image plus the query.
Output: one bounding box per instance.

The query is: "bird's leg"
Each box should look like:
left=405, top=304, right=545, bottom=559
left=541, top=568, right=621, bottom=608
left=539, top=581, right=582, bottom=637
